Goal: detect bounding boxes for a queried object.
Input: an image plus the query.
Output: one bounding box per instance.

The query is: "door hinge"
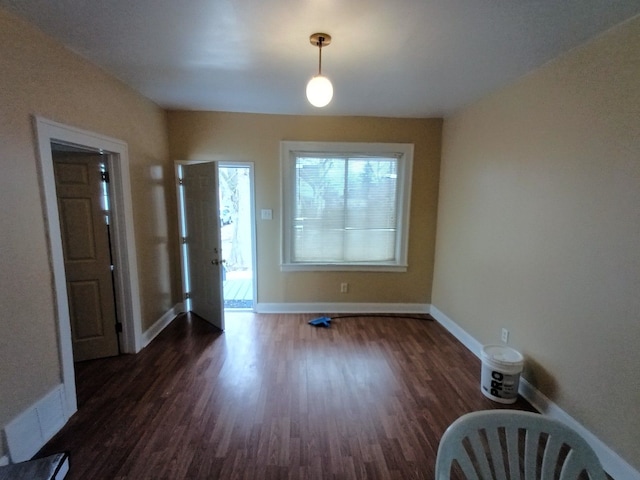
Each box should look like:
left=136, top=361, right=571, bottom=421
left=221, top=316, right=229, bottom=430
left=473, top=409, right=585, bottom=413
left=178, top=178, right=184, bottom=185
left=115, top=322, right=123, bottom=333
left=181, top=236, right=187, bottom=244
left=110, top=264, right=115, bottom=271
left=185, top=292, right=191, bottom=299
left=101, top=171, right=110, bottom=183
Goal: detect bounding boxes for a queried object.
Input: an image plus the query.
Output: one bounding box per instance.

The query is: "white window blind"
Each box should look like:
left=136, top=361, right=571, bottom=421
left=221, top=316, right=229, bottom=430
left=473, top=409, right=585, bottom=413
left=281, top=142, right=413, bottom=271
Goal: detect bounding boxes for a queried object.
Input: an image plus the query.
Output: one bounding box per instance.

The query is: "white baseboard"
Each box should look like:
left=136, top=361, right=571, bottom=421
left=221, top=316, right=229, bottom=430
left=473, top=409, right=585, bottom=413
left=519, top=379, right=640, bottom=480
left=429, top=305, right=483, bottom=357
left=255, top=302, right=430, bottom=315
left=3, top=385, right=67, bottom=463
left=141, top=303, right=183, bottom=348
left=429, top=304, right=640, bottom=480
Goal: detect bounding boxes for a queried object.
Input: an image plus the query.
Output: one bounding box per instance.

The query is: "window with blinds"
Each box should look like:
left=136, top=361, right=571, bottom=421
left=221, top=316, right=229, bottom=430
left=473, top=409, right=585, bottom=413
left=281, top=142, right=413, bottom=271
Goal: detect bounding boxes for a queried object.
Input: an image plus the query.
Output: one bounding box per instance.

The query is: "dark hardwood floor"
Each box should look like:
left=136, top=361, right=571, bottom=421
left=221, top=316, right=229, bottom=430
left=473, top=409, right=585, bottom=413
left=38, top=312, right=533, bottom=479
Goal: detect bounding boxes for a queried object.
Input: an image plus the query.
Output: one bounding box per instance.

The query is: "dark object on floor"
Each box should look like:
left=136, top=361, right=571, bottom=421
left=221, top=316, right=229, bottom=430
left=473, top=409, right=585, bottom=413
left=309, top=316, right=332, bottom=328
left=0, top=452, right=69, bottom=480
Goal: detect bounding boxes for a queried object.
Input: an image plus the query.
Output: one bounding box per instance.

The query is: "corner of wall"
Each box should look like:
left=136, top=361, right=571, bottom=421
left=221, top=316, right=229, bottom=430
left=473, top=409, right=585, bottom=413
left=429, top=304, right=640, bottom=480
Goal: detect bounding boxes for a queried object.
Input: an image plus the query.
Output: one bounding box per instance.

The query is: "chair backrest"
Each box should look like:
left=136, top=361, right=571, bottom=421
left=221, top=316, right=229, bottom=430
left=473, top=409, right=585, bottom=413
left=435, top=410, right=606, bottom=480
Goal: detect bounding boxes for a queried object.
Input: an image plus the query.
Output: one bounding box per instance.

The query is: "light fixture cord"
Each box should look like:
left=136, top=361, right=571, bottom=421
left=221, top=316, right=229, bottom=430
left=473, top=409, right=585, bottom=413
left=318, top=37, right=323, bottom=75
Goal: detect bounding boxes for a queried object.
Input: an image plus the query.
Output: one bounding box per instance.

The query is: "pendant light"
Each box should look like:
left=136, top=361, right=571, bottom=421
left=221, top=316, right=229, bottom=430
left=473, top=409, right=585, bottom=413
left=306, top=33, right=333, bottom=107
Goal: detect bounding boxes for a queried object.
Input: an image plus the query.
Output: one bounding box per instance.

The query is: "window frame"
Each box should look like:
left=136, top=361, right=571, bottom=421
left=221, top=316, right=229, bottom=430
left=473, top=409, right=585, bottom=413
left=280, top=141, right=414, bottom=272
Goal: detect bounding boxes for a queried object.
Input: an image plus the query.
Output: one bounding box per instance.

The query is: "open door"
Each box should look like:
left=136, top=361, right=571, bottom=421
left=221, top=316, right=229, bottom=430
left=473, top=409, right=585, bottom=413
left=53, top=151, right=120, bottom=361
left=181, top=162, right=225, bottom=330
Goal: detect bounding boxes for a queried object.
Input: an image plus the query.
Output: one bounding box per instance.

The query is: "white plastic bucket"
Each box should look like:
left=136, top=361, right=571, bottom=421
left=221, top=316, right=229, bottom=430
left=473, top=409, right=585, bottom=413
left=480, top=345, right=524, bottom=404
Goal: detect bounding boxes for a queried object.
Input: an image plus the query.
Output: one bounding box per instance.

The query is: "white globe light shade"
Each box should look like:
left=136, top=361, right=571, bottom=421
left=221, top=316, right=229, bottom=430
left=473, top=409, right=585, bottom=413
left=306, top=75, right=333, bottom=107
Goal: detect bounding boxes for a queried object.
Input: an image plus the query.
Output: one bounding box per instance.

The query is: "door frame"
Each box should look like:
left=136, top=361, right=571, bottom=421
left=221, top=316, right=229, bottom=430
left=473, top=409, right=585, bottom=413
left=174, top=160, right=257, bottom=311
left=35, top=116, right=143, bottom=417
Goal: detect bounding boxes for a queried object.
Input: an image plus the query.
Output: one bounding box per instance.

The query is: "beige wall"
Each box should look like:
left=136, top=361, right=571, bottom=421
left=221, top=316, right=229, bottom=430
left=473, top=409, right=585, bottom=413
left=168, top=112, right=442, bottom=305
left=433, top=16, right=640, bottom=469
left=0, top=7, right=177, bottom=457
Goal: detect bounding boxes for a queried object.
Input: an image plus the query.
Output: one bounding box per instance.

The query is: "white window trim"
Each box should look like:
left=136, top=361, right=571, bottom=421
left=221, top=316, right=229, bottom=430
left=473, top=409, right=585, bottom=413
left=280, top=141, right=414, bottom=272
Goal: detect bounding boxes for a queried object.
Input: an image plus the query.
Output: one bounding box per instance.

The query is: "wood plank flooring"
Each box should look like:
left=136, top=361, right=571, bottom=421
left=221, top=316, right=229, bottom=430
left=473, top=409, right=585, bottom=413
left=38, top=312, right=534, bottom=479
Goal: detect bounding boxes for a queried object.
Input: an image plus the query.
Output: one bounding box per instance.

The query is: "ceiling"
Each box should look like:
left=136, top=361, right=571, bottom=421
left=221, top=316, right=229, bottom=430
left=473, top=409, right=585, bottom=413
left=2, top=0, right=639, bottom=117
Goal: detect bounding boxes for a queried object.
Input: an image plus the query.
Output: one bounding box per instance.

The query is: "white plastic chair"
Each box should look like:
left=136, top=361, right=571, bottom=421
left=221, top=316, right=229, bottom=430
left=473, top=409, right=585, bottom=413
left=435, top=410, right=606, bottom=480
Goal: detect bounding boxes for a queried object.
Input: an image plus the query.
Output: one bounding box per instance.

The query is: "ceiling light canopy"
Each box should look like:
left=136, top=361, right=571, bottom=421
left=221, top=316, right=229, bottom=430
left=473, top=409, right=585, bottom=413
left=306, top=33, right=333, bottom=108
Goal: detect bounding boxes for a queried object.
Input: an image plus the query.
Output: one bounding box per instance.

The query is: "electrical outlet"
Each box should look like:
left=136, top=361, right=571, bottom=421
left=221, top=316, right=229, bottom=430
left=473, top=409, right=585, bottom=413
left=340, top=282, right=348, bottom=293
left=501, top=328, right=509, bottom=343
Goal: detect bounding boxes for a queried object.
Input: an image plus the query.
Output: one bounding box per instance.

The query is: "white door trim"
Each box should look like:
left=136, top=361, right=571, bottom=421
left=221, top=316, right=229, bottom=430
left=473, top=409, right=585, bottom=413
left=34, top=116, right=143, bottom=418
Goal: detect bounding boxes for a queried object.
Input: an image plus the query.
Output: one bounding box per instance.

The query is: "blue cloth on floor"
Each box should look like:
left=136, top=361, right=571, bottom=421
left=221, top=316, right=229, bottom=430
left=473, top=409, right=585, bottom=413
left=308, top=316, right=331, bottom=328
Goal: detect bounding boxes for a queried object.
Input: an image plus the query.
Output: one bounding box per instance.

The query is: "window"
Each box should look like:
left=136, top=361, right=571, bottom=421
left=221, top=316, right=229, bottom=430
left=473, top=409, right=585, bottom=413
left=281, top=141, right=413, bottom=271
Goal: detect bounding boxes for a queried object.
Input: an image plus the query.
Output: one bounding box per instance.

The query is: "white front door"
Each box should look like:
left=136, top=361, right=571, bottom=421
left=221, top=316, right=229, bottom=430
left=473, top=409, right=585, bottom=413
left=182, top=162, right=225, bottom=330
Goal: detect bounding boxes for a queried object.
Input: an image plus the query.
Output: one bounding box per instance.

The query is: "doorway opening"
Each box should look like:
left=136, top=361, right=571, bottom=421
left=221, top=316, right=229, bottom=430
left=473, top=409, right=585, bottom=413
left=176, top=162, right=256, bottom=317
left=218, top=164, right=255, bottom=310
left=35, top=116, right=143, bottom=419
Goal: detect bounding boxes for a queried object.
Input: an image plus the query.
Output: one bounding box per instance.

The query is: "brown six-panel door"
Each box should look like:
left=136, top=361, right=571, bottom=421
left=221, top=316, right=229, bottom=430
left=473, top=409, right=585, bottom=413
left=53, top=152, right=119, bottom=361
